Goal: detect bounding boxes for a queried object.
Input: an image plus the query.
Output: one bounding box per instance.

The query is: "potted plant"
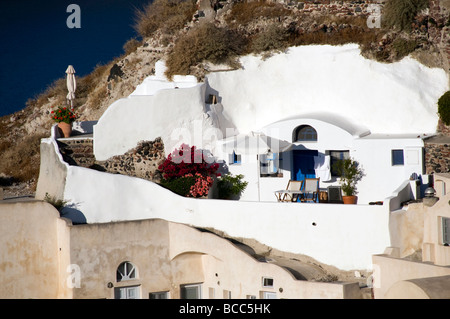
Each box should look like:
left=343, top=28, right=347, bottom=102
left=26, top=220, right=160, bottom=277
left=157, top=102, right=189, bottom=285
left=333, top=157, right=364, bottom=204
left=51, top=105, right=78, bottom=138
left=217, top=173, right=248, bottom=200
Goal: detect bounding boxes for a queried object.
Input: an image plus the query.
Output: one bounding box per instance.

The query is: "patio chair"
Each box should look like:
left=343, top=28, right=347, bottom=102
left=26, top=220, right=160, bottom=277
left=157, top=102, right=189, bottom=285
left=282, top=180, right=303, bottom=202
left=302, top=178, right=320, bottom=203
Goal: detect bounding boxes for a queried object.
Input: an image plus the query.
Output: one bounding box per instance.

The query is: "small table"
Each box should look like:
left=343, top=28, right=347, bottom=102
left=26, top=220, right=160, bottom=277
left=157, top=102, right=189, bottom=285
left=274, top=190, right=304, bottom=202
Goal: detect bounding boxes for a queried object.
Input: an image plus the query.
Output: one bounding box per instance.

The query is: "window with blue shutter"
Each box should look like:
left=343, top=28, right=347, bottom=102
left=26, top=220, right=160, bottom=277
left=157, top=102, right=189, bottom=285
left=392, top=150, right=404, bottom=166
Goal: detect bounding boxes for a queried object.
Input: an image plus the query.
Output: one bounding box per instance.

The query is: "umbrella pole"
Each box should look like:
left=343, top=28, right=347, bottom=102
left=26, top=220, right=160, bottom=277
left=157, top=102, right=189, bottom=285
left=257, top=155, right=261, bottom=201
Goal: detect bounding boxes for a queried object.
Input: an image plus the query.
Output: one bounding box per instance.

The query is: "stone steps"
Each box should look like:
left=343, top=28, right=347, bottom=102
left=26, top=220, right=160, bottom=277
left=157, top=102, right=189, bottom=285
left=57, top=138, right=96, bottom=168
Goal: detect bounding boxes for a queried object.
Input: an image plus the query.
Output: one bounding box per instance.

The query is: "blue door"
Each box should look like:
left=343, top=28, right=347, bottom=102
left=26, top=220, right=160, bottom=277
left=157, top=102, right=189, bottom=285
left=292, top=150, right=318, bottom=181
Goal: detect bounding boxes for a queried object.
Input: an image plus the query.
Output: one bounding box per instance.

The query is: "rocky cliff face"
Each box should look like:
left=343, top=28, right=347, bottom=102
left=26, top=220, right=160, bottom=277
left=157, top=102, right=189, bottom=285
left=1, top=0, right=449, bottom=198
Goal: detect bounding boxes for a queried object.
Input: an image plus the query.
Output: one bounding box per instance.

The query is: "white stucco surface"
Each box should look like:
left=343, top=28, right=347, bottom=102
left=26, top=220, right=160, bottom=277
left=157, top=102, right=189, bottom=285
left=130, top=60, right=198, bottom=96
left=62, top=164, right=390, bottom=271
left=94, top=84, right=222, bottom=160
left=206, top=44, right=449, bottom=135
left=94, top=44, right=448, bottom=162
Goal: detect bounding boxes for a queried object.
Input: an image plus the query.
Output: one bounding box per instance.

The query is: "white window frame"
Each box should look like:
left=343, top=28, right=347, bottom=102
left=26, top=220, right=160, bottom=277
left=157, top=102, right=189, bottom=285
left=262, top=277, right=274, bottom=288
left=115, top=285, right=140, bottom=299
left=260, top=152, right=283, bottom=177
left=180, top=283, right=202, bottom=299
left=229, top=151, right=241, bottom=165
left=328, top=150, right=350, bottom=177
left=116, top=261, right=137, bottom=282
left=149, top=291, right=170, bottom=299
left=391, top=149, right=404, bottom=166
left=261, top=291, right=277, bottom=299
left=442, top=217, right=450, bottom=246
left=294, top=125, right=318, bottom=142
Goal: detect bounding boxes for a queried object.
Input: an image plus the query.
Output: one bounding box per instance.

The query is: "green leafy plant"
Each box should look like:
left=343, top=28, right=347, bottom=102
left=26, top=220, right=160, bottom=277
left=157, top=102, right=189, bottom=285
left=332, top=158, right=364, bottom=196
left=217, top=173, right=248, bottom=200
left=438, top=91, right=450, bottom=126
left=160, top=175, right=196, bottom=197
left=158, top=144, right=219, bottom=197
left=44, top=192, right=68, bottom=211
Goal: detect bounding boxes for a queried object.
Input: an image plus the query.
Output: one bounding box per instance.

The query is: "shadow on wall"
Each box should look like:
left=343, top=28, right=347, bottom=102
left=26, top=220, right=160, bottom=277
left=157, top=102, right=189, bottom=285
left=60, top=204, right=87, bottom=225
left=72, top=121, right=98, bottom=136
left=204, top=79, right=238, bottom=138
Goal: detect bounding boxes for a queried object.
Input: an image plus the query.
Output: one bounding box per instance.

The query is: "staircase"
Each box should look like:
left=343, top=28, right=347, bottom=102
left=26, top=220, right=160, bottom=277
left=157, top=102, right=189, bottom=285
left=57, top=137, right=96, bottom=168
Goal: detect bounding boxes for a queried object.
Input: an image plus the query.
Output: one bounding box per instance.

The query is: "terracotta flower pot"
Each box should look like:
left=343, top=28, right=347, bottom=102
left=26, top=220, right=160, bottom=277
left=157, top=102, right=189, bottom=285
left=58, top=122, right=72, bottom=138
left=342, top=195, right=358, bottom=204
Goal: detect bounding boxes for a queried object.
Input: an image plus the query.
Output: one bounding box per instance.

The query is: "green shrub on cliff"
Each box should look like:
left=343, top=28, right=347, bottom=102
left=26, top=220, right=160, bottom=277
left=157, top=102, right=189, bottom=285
left=438, top=91, right=450, bottom=126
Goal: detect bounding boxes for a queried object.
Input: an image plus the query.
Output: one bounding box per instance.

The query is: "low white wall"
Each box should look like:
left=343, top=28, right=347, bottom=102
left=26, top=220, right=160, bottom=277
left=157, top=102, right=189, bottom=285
left=63, top=164, right=390, bottom=271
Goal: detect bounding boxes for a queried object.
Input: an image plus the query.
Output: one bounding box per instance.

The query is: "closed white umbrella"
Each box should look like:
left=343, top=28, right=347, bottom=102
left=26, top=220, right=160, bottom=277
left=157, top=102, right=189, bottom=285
left=66, top=65, right=76, bottom=107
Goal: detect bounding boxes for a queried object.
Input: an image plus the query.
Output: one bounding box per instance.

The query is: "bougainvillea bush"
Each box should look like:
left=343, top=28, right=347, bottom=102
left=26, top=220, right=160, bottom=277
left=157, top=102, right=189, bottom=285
left=158, top=144, right=219, bottom=197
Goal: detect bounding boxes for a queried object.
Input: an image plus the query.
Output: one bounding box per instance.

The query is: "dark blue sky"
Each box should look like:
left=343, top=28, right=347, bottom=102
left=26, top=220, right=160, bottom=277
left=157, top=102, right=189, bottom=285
left=0, top=0, right=151, bottom=117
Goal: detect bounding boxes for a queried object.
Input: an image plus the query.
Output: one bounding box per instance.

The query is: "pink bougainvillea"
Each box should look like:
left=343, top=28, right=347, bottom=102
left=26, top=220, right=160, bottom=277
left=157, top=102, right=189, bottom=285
left=158, top=144, right=219, bottom=180
left=185, top=173, right=214, bottom=198
left=158, top=144, right=220, bottom=197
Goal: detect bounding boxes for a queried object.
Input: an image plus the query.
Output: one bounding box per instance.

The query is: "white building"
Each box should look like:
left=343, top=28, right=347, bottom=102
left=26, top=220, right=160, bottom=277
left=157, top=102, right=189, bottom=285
left=94, top=44, right=448, bottom=204
left=219, top=113, right=428, bottom=204
left=36, top=44, right=449, bottom=271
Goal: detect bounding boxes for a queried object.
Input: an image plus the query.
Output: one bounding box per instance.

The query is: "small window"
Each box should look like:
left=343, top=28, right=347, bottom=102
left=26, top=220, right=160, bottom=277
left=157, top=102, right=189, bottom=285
left=247, top=295, right=256, bottom=299
left=329, top=150, right=350, bottom=176
left=262, top=277, right=274, bottom=288
left=115, top=285, right=140, bottom=299
left=229, top=151, right=241, bottom=165
left=149, top=291, right=169, bottom=299
left=260, top=152, right=283, bottom=177
left=116, top=261, right=137, bottom=282
left=181, top=284, right=202, bottom=299
left=261, top=291, right=277, bottom=299
left=293, top=125, right=317, bottom=142
left=223, top=290, right=231, bottom=299
left=392, top=150, right=404, bottom=166
left=442, top=217, right=450, bottom=246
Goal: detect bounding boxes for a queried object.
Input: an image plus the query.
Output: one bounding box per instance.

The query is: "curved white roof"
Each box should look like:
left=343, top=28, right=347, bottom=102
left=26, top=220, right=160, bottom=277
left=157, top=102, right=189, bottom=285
left=271, top=112, right=371, bottom=138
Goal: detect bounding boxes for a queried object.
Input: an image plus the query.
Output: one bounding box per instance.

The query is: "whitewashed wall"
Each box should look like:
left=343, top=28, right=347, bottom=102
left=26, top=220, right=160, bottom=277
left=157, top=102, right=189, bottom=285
left=61, top=163, right=390, bottom=271
left=206, top=44, right=449, bottom=135
left=93, top=84, right=222, bottom=161
left=223, top=115, right=427, bottom=204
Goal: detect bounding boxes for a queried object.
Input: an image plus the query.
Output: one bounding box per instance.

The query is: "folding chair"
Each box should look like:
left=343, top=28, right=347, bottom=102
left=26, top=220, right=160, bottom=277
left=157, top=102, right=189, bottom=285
left=302, top=178, right=320, bottom=203
left=282, top=180, right=303, bottom=202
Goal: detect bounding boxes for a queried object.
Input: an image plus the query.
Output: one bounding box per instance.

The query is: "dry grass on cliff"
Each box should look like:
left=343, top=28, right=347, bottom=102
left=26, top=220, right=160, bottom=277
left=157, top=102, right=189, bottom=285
left=165, top=22, right=246, bottom=79
left=133, top=0, right=197, bottom=37
left=225, top=0, right=291, bottom=25
left=0, top=133, right=46, bottom=185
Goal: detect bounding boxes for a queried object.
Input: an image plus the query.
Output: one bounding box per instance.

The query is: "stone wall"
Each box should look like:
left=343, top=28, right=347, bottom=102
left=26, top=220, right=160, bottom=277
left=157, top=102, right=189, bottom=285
left=95, top=138, right=165, bottom=182
left=429, top=0, right=450, bottom=76
left=425, top=138, right=450, bottom=174
left=285, top=0, right=383, bottom=16
left=57, top=138, right=95, bottom=168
